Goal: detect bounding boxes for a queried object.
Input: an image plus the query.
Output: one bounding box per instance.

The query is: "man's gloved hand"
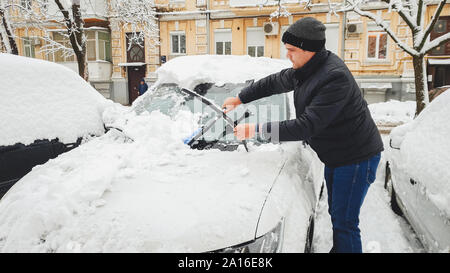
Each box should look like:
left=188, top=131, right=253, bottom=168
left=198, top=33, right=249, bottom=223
left=234, top=123, right=256, bottom=141
left=222, top=96, right=242, bottom=113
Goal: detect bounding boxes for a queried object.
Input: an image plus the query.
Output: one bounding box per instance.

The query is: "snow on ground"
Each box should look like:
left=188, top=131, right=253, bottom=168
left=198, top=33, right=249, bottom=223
left=313, top=135, right=425, bottom=253
left=368, top=100, right=416, bottom=124
left=0, top=53, right=112, bottom=146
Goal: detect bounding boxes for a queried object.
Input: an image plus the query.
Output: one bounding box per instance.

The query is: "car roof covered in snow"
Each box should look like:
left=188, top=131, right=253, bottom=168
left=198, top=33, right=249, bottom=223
left=154, top=54, right=293, bottom=89
left=0, top=54, right=111, bottom=146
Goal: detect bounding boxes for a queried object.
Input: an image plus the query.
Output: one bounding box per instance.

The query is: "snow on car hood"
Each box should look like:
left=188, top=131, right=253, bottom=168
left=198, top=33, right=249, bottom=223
left=0, top=108, right=294, bottom=252
left=0, top=54, right=111, bottom=146
left=153, top=54, right=292, bottom=89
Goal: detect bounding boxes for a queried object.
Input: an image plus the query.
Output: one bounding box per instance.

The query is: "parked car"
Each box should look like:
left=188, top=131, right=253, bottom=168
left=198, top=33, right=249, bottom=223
left=385, top=88, right=450, bottom=252
left=0, top=55, right=324, bottom=253
left=0, top=54, right=109, bottom=198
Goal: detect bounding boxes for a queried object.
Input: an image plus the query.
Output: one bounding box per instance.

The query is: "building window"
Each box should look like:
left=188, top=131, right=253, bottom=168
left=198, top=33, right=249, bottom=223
left=171, top=32, right=186, bottom=54
left=21, top=0, right=32, bottom=9
left=366, top=22, right=390, bottom=61
left=430, top=17, right=450, bottom=56
left=367, top=31, right=387, bottom=59
left=86, top=31, right=96, bottom=61
left=49, top=30, right=111, bottom=63
left=23, top=37, right=35, bottom=58
left=247, top=28, right=264, bottom=57
left=98, top=31, right=111, bottom=62
left=214, top=29, right=231, bottom=55
left=52, top=32, right=75, bottom=62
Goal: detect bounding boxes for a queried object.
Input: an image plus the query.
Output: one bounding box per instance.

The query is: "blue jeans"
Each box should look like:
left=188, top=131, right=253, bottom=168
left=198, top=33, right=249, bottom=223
left=324, top=153, right=381, bottom=253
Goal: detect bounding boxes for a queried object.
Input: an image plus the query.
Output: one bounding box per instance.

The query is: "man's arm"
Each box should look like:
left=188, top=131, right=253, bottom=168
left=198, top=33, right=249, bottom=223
left=260, top=71, right=350, bottom=142
left=238, top=68, right=296, bottom=104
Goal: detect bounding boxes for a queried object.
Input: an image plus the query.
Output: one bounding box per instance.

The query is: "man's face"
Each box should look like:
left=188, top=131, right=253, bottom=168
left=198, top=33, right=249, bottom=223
left=285, top=43, right=316, bottom=69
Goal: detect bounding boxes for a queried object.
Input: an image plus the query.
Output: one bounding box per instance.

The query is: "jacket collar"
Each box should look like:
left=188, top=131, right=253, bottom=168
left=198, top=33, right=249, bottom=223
left=294, top=48, right=330, bottom=82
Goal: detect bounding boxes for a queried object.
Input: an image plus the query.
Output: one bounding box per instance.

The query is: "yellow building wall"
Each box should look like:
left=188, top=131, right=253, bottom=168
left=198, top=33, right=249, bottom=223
left=9, top=1, right=450, bottom=79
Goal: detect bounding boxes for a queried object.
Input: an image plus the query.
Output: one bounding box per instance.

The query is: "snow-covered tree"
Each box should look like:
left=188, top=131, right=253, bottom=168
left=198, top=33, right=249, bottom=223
left=109, top=0, right=159, bottom=51
left=0, top=0, right=18, bottom=54
left=4, top=0, right=158, bottom=81
left=341, top=0, right=450, bottom=116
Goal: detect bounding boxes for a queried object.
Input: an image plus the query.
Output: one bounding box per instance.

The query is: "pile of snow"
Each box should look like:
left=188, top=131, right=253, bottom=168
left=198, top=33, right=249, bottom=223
left=368, top=100, right=416, bottom=124
left=390, top=89, right=450, bottom=217
left=0, top=54, right=111, bottom=146
left=154, top=54, right=292, bottom=89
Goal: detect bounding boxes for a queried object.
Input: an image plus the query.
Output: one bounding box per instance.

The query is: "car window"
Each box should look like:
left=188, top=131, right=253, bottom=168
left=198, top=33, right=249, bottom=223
left=134, top=82, right=288, bottom=142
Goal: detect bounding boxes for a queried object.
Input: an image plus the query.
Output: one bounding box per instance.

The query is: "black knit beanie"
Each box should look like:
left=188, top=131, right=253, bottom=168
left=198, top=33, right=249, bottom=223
left=282, top=17, right=326, bottom=52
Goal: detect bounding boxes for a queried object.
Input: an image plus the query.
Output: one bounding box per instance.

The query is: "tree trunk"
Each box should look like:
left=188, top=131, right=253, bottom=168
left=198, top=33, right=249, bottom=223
left=412, top=55, right=429, bottom=117
left=54, top=0, right=88, bottom=81
left=0, top=8, right=18, bottom=55
left=72, top=3, right=88, bottom=81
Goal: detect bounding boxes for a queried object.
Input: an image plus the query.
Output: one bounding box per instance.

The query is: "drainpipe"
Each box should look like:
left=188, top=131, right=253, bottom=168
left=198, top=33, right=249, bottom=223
left=340, top=0, right=347, bottom=60
left=206, top=0, right=210, bottom=54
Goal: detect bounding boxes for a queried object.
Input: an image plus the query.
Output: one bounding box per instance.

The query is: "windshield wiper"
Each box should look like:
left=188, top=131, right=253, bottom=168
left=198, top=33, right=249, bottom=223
left=180, top=87, right=249, bottom=152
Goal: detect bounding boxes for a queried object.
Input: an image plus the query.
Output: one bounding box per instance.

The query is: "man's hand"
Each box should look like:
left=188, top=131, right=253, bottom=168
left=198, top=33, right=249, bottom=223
left=222, top=96, right=242, bottom=113
left=234, top=123, right=256, bottom=141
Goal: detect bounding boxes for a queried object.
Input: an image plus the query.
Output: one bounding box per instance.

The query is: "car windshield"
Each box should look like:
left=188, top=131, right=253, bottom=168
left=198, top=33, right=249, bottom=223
left=134, top=82, right=289, bottom=143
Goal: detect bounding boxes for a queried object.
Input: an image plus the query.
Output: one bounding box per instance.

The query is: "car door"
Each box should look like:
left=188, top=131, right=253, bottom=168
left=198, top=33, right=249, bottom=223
left=410, top=178, right=450, bottom=252
left=389, top=150, right=419, bottom=220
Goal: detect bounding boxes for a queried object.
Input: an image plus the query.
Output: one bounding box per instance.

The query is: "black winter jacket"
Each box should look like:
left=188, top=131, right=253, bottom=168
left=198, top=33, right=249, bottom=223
left=238, top=49, right=384, bottom=167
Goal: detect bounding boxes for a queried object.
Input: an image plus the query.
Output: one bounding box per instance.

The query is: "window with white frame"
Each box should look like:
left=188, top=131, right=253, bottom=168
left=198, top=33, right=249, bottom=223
left=98, top=31, right=112, bottom=62
left=214, top=29, right=232, bottom=55
left=171, top=32, right=186, bottom=54
left=366, top=22, right=390, bottom=60
left=49, top=30, right=111, bottom=63
left=247, top=27, right=264, bottom=57
left=51, top=32, right=75, bottom=62
left=23, top=37, right=35, bottom=58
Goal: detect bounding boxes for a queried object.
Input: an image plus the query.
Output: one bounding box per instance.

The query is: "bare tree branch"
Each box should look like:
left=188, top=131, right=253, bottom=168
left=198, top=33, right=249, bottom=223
left=423, top=32, right=450, bottom=54
left=418, top=0, right=447, bottom=50
left=350, top=6, right=419, bottom=56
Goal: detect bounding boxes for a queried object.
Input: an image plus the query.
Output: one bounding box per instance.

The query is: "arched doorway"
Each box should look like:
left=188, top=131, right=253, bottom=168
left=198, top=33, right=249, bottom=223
left=126, top=33, right=146, bottom=104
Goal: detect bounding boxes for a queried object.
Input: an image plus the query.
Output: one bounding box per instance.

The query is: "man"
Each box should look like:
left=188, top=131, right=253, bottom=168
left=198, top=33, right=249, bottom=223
left=222, top=17, right=383, bottom=253
left=138, top=78, right=148, bottom=96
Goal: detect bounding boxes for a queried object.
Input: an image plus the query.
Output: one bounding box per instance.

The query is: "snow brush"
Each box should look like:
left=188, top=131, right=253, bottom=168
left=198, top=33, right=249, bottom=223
left=180, top=87, right=249, bottom=152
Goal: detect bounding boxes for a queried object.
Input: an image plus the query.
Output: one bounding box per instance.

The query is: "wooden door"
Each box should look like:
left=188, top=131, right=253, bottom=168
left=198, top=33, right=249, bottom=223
left=128, top=65, right=146, bottom=104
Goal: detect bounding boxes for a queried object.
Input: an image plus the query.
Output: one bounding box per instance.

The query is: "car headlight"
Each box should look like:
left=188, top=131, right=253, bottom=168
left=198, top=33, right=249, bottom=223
left=215, top=219, right=284, bottom=253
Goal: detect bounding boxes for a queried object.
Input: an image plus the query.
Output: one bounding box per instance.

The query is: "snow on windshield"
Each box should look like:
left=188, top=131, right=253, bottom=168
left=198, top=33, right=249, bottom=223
left=0, top=54, right=111, bottom=146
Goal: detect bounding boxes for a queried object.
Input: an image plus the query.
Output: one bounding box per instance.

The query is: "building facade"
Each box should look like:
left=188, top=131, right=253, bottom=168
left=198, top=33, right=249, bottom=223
left=7, top=0, right=450, bottom=105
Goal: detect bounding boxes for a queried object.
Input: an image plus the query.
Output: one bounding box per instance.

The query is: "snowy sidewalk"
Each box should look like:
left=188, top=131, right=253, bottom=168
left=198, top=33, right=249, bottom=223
left=312, top=136, right=425, bottom=253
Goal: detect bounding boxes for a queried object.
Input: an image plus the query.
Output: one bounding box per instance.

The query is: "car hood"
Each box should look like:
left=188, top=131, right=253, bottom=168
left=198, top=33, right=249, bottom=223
left=0, top=126, right=289, bottom=252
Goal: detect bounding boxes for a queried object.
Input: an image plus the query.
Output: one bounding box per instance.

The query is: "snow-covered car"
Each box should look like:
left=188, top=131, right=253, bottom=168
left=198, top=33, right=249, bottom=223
left=0, top=54, right=109, bottom=198
left=385, top=88, right=450, bottom=253
left=0, top=55, right=324, bottom=253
